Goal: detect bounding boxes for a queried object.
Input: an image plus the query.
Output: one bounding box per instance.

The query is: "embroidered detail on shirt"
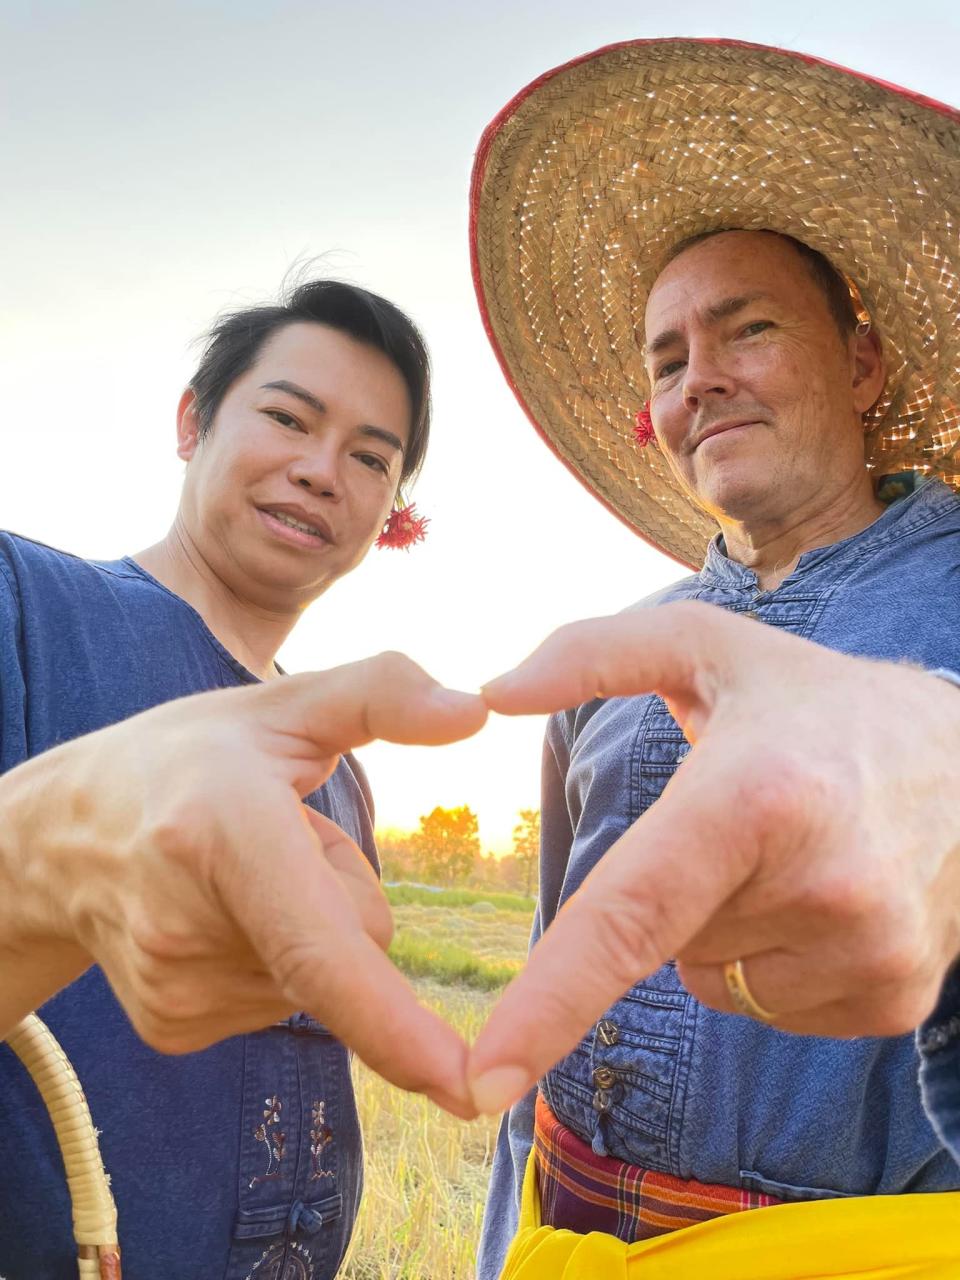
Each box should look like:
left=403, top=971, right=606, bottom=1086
left=243, top=1239, right=315, bottom=1279
left=309, top=1100, right=334, bottom=1179
left=250, top=1095, right=286, bottom=1188
left=919, top=1016, right=960, bottom=1054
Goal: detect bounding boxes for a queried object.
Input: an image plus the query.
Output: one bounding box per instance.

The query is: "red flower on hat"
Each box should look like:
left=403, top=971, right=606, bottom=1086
left=633, top=402, right=655, bottom=447
left=376, top=502, right=429, bottom=550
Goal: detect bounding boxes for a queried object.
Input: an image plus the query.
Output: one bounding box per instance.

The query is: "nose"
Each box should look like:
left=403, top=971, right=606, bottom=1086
left=682, top=338, right=736, bottom=411
left=288, top=439, right=341, bottom=500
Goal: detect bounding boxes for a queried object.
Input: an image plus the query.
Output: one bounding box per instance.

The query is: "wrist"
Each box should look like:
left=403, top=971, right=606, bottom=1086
left=0, top=749, right=92, bottom=1032
left=1, top=748, right=76, bottom=940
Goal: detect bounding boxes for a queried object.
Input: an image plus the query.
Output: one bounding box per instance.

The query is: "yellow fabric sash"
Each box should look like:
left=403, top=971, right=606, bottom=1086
left=499, top=1149, right=960, bottom=1279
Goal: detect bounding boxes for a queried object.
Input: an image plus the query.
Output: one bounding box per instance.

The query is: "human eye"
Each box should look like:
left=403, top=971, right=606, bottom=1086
left=654, top=358, right=686, bottom=381
left=355, top=452, right=390, bottom=475
left=741, top=319, right=774, bottom=337
left=265, top=408, right=306, bottom=432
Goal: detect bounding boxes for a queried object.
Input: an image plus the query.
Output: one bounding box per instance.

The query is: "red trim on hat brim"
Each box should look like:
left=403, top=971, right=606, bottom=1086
left=469, top=38, right=959, bottom=572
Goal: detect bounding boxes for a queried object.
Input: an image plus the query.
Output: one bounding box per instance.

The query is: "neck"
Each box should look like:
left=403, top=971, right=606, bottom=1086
left=718, top=473, right=885, bottom=591
left=133, top=520, right=299, bottom=681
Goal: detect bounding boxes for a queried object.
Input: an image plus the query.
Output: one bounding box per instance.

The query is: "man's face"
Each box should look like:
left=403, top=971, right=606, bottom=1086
left=643, top=231, right=869, bottom=525
left=178, top=321, right=411, bottom=607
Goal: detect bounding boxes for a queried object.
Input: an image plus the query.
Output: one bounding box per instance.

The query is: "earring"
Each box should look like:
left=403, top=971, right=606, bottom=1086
left=376, top=501, right=429, bottom=550
left=633, top=402, right=656, bottom=447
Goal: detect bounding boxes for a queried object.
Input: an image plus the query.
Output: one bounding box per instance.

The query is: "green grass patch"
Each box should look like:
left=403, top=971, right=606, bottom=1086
left=384, top=883, right=536, bottom=914
left=388, top=932, right=522, bottom=990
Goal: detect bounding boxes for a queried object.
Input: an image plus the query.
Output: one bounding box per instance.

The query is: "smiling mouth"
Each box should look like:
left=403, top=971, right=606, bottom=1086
left=695, top=421, right=760, bottom=448
left=258, top=507, right=334, bottom=545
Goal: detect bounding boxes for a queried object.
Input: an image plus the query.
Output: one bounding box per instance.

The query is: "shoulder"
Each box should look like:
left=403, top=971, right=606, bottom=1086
left=0, top=531, right=132, bottom=594
left=0, top=532, right=90, bottom=615
left=617, top=571, right=702, bottom=615
left=0, top=532, right=186, bottom=620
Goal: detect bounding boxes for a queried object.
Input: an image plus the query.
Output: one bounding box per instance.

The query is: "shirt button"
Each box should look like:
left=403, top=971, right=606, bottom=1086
left=597, top=1020, right=619, bottom=1046
left=592, top=1065, right=618, bottom=1089
left=592, top=1087, right=613, bottom=1114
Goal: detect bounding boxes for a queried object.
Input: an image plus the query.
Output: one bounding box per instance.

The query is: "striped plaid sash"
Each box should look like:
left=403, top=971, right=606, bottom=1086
left=534, top=1092, right=782, bottom=1243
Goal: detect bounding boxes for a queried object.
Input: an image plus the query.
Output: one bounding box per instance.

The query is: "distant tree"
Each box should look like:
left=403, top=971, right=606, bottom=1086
left=511, top=808, right=541, bottom=897
left=376, top=828, right=418, bottom=882
left=409, top=805, right=480, bottom=885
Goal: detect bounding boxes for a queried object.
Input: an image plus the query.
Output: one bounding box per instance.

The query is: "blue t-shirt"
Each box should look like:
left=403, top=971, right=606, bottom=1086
left=0, top=533, right=376, bottom=1280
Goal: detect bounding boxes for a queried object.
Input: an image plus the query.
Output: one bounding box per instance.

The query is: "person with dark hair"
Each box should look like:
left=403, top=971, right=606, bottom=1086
left=470, top=38, right=960, bottom=1279
left=0, top=278, right=484, bottom=1278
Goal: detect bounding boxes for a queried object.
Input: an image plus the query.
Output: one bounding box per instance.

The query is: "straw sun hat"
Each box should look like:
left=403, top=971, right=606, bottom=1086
left=470, top=38, right=960, bottom=567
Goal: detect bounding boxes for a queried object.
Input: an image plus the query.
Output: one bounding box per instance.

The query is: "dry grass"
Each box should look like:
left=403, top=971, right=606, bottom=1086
left=341, top=901, right=533, bottom=1279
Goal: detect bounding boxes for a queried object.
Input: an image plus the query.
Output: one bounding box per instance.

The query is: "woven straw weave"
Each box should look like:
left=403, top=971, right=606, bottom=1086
left=471, top=39, right=960, bottom=566
left=7, top=1013, right=121, bottom=1278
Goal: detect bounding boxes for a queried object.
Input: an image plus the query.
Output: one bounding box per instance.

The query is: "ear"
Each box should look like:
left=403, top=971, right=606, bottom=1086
left=176, top=389, right=202, bottom=462
left=851, top=328, right=885, bottom=417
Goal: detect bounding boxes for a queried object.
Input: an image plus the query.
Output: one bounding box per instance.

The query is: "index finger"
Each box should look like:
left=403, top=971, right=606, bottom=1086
left=218, top=787, right=476, bottom=1117
left=482, top=603, right=745, bottom=736
left=466, top=750, right=758, bottom=1115
left=245, top=652, right=488, bottom=795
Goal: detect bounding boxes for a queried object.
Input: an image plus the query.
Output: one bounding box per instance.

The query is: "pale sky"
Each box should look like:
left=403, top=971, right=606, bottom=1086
left=2, top=0, right=957, bottom=851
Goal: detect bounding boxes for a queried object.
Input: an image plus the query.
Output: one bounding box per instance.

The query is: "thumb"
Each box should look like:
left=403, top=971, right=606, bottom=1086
left=302, top=807, right=394, bottom=951
left=215, top=784, right=473, bottom=1114
left=467, top=746, right=758, bottom=1115
left=482, top=603, right=738, bottom=741
left=243, top=652, right=488, bottom=796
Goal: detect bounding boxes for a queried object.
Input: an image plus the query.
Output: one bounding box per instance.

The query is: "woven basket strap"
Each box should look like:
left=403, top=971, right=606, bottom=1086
left=6, top=1013, right=121, bottom=1279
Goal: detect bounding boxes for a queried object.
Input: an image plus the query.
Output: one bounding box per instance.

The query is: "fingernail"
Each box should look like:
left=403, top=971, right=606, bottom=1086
left=469, top=1065, right=530, bottom=1115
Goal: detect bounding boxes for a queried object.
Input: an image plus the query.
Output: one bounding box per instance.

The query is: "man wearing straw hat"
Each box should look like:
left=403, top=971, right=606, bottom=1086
left=469, top=38, right=960, bottom=1278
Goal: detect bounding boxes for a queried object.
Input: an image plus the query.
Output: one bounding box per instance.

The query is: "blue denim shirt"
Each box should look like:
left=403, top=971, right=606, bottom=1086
left=0, top=534, right=375, bottom=1280
left=479, top=480, right=960, bottom=1279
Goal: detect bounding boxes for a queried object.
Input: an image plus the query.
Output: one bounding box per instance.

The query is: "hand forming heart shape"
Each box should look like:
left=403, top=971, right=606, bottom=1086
left=5, top=606, right=960, bottom=1123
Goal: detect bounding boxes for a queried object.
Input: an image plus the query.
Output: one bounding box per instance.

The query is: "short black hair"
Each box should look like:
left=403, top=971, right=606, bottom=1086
left=665, top=229, right=860, bottom=340
left=190, top=279, right=431, bottom=485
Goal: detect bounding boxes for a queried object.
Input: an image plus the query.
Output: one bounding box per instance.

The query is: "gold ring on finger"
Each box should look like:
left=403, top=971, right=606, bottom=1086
left=723, top=958, right=778, bottom=1022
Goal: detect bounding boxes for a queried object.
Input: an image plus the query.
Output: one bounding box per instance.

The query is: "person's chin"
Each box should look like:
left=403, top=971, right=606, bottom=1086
left=693, top=471, right=768, bottom=521
left=236, top=543, right=337, bottom=600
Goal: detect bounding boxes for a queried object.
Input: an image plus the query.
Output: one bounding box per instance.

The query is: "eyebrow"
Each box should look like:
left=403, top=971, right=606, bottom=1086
left=645, top=292, right=774, bottom=358
left=259, top=379, right=406, bottom=454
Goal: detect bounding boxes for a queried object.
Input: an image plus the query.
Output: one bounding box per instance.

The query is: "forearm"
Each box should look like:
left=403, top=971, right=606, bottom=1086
left=0, top=749, right=91, bottom=1036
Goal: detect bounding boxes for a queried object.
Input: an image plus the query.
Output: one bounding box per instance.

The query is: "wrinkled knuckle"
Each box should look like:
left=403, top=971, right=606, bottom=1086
left=148, top=802, right=212, bottom=870
left=128, top=911, right=195, bottom=966
left=862, top=986, right=930, bottom=1037
left=740, top=751, right=834, bottom=838
left=268, top=936, right=328, bottom=1006
left=868, top=937, right=924, bottom=989
left=372, top=650, right=417, bottom=683
left=134, top=1010, right=200, bottom=1055
left=132, top=987, right=183, bottom=1050
left=794, top=871, right=864, bottom=927
left=151, top=981, right=208, bottom=1031
left=546, top=620, right=589, bottom=662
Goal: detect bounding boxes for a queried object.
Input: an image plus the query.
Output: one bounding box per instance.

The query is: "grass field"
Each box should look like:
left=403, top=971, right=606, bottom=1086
left=341, top=891, right=534, bottom=1279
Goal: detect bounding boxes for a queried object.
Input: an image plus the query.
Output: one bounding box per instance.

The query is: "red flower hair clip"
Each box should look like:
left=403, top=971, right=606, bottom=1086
left=633, top=402, right=656, bottom=447
left=376, top=501, right=429, bottom=550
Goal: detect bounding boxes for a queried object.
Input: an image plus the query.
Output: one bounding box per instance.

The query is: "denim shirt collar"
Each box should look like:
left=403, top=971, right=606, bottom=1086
left=698, top=479, right=954, bottom=592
